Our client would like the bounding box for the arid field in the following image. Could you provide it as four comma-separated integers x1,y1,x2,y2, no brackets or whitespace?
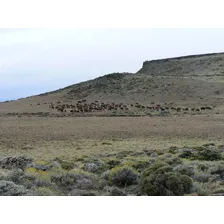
0,114,224,159
1,53,224,196
1,113,224,196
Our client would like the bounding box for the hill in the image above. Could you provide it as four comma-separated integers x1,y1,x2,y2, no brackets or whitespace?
1,52,224,115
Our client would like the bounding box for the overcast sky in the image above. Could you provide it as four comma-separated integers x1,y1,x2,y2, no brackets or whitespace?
1,28,224,101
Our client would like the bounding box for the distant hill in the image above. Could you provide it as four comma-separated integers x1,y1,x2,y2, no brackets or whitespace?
137,52,224,76
1,52,224,114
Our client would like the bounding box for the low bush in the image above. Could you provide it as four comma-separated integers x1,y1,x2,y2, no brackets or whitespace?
51,169,95,191
0,180,29,196
173,164,194,176
83,157,108,173
101,170,110,181
163,155,182,166
106,158,121,169
25,167,51,182
193,182,211,196
193,146,221,161
34,186,58,196
193,172,214,183
0,156,32,170
115,151,133,159
209,162,224,178
24,167,52,188
197,163,210,172
168,146,179,154
75,177,96,190
51,172,76,188
7,169,24,184
178,148,194,159
84,163,99,173
194,161,224,181
29,160,53,171
212,187,224,194
55,159,75,170
139,161,193,196
121,158,151,172
68,189,97,196
104,186,127,196
0,169,11,181
108,165,139,187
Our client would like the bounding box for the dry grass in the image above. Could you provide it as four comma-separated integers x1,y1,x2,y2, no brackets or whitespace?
0,115,224,160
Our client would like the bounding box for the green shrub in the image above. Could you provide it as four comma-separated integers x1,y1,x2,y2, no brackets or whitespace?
121,158,151,172
168,146,178,154
212,187,224,195
69,189,97,196
58,160,75,170
104,186,127,196
51,173,76,188
197,163,209,172
0,169,11,181
165,172,192,195
101,170,110,181
84,162,107,173
24,167,51,181
7,169,24,184
84,163,99,173
173,164,194,176
108,165,139,187
51,169,95,191
193,172,214,183
193,146,221,161
115,151,133,159
163,155,182,166
34,186,58,196
139,161,193,196
0,156,32,170
193,182,211,196
23,167,52,188
221,152,224,160
75,177,96,190
209,162,224,178
106,158,121,169
0,180,29,196
83,157,108,173
194,161,224,181
178,148,194,159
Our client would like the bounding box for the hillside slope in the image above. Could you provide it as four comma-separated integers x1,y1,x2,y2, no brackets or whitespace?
137,52,224,76
1,52,224,114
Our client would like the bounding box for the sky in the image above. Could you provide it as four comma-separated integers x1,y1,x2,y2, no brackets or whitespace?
1,28,224,101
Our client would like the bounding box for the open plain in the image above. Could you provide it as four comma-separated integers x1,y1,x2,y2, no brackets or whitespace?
0,115,224,160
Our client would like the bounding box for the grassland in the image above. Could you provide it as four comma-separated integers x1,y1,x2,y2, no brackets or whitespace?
1,52,224,195
0,115,224,159
0,114,224,196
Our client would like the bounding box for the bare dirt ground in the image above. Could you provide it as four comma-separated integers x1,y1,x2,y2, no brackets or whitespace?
0,115,224,160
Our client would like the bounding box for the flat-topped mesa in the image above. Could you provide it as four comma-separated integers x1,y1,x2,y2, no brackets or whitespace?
137,52,224,76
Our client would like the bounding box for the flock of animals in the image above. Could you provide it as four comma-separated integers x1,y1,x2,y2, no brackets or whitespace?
42,100,214,114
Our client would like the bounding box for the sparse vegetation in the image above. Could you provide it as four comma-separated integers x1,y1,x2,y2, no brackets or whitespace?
0,180,29,196
0,143,224,195
108,165,139,187
1,53,224,197
139,161,193,196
